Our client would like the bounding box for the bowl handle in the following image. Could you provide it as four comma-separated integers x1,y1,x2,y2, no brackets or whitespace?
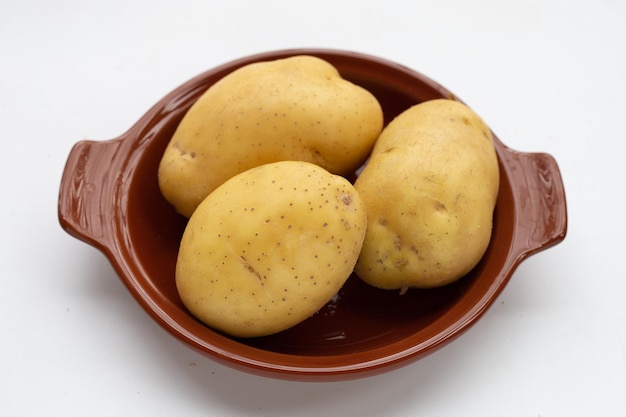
501,148,568,260
58,138,124,251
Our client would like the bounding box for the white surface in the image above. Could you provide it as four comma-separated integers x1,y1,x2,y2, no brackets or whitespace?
1,0,625,416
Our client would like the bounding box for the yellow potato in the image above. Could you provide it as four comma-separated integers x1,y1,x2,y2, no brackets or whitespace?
159,55,383,217
354,99,499,289
175,161,367,337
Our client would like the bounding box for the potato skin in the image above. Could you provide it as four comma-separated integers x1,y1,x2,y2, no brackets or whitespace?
175,161,367,338
159,55,383,217
354,99,499,289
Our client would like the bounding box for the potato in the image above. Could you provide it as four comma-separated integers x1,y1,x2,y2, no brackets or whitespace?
175,161,367,338
354,99,499,289
159,55,383,217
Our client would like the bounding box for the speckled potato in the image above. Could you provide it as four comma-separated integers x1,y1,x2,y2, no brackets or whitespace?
175,161,367,338
354,99,500,290
159,55,383,217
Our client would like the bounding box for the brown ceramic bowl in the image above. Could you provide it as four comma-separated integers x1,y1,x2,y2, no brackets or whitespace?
58,49,567,381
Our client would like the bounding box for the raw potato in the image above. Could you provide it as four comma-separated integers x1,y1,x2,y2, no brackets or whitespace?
159,55,383,217
354,99,500,289
175,161,367,338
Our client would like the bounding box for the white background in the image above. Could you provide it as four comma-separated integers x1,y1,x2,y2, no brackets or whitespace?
2,0,625,416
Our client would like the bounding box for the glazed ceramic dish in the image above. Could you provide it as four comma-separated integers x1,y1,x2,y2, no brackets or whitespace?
58,49,567,381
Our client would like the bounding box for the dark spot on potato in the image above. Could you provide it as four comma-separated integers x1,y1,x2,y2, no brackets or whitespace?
240,255,262,284
393,234,403,250
394,258,408,268
434,201,447,211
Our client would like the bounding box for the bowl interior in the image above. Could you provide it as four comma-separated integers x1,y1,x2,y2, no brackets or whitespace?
122,50,515,367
